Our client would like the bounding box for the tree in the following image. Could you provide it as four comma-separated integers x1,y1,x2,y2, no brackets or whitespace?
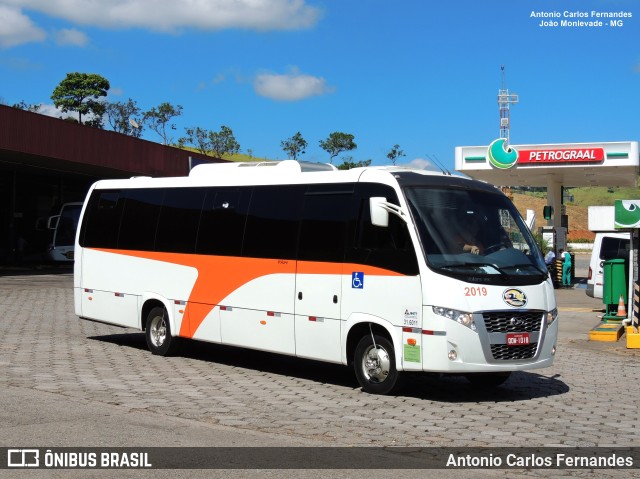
179,126,211,155
337,158,372,170
386,144,405,166
281,132,307,161
144,102,183,145
179,125,240,158
210,125,240,158
319,132,357,163
104,98,144,137
50,72,110,126
532,231,550,257
12,100,41,113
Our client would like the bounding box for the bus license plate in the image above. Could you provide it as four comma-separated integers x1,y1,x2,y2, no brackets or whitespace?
506,333,530,346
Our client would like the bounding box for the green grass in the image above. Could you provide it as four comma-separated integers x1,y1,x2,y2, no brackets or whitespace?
176,145,271,163
564,186,640,207
518,184,640,207
518,191,547,199
222,152,274,162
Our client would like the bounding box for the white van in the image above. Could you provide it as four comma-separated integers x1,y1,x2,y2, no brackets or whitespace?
586,231,631,299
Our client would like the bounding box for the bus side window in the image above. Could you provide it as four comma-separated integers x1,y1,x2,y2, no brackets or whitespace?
197,187,250,257
242,185,304,260
298,184,354,263
347,184,419,276
80,190,124,248
156,187,207,254
118,189,164,251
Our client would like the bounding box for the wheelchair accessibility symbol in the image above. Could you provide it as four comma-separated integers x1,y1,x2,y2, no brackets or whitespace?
352,272,364,289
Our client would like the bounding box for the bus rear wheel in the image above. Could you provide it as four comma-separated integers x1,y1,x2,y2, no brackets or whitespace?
145,306,177,356
354,334,402,395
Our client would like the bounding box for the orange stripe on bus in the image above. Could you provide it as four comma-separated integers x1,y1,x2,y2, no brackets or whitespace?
92,248,407,338
295,260,403,277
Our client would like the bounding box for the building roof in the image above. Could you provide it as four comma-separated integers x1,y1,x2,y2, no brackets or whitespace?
0,104,223,178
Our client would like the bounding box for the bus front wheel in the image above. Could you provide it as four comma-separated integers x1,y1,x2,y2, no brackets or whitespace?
145,306,177,356
354,334,402,395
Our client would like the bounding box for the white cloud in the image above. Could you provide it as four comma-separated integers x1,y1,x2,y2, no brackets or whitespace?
212,73,226,84
254,68,334,101
38,102,103,123
0,4,46,48
2,0,321,32
54,28,88,46
37,103,66,118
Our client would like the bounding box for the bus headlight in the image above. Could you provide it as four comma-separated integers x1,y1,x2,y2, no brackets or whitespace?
546,308,558,326
432,306,477,332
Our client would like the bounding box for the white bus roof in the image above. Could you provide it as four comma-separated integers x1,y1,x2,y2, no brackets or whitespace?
90,160,476,190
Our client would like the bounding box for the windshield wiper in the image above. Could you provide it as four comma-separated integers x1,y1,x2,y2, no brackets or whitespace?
439,262,508,276
507,263,548,276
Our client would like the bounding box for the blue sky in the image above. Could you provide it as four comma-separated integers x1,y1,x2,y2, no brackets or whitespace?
1,0,638,170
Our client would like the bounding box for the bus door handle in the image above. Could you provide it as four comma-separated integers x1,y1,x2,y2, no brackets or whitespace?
298,292,338,303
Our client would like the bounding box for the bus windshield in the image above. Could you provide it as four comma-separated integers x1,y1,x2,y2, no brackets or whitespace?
403,186,548,285
54,203,82,248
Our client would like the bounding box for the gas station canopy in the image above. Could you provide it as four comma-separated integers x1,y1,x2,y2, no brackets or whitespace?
455,141,639,188
455,141,639,232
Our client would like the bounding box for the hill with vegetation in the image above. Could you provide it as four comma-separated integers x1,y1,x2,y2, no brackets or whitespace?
512,185,640,241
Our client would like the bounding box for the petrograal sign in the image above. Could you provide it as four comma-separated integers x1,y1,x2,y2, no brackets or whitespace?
486,140,606,170
517,148,605,164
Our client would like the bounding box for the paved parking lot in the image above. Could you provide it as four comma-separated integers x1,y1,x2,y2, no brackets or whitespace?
1,263,638,477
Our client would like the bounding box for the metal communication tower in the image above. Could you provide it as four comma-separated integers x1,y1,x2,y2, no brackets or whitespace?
498,65,518,144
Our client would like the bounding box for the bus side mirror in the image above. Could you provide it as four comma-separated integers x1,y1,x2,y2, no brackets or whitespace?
370,197,389,227
47,215,60,230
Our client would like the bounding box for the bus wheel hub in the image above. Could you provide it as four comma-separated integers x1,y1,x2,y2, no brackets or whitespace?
364,347,390,382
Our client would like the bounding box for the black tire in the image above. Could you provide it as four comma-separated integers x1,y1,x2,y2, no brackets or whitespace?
465,372,511,388
354,334,403,395
145,306,177,356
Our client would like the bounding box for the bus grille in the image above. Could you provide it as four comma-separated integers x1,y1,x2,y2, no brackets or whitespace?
491,343,538,361
482,311,543,333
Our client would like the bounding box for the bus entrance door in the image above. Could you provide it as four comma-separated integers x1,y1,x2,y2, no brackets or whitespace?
294,262,342,362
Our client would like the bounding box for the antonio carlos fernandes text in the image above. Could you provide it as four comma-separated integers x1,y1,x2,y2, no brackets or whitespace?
446,453,634,468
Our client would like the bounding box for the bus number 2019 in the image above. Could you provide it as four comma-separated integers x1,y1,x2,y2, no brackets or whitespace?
464,286,488,297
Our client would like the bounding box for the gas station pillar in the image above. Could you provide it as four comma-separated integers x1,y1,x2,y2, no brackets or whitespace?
546,177,563,228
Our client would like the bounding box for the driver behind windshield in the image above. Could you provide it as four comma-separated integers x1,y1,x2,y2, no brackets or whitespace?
453,209,513,256
453,212,484,255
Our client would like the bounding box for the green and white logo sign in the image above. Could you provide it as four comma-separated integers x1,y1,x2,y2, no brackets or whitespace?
614,200,640,229
488,138,519,169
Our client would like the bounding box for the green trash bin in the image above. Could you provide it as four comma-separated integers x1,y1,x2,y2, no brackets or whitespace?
603,258,628,321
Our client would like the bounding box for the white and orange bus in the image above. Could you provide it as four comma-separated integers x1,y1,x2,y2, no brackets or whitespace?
74,161,557,394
